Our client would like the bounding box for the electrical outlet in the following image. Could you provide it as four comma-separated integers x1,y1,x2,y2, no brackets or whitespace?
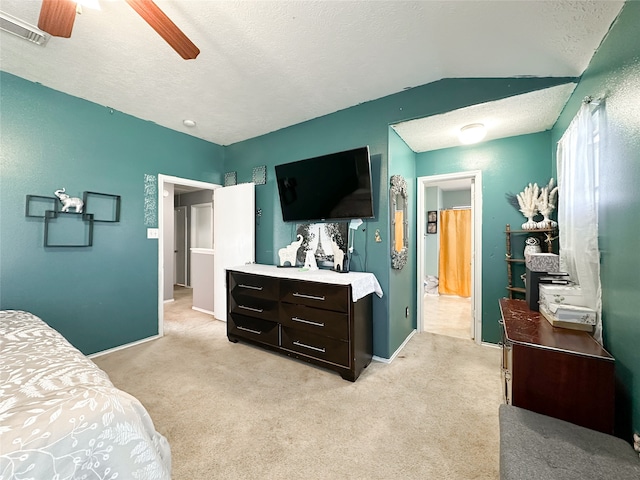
633,433,640,453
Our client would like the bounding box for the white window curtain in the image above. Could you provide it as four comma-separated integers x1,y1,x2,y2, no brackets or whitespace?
556,101,603,342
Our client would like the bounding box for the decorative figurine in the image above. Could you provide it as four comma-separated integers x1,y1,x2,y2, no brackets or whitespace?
54,188,84,213
278,234,303,267
330,237,345,272
524,237,542,260
303,249,318,270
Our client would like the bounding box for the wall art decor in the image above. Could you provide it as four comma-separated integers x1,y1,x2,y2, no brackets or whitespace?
143,173,157,227
252,165,266,185
295,222,348,271
224,171,237,187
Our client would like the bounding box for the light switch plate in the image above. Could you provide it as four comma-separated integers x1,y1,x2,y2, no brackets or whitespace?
147,228,159,239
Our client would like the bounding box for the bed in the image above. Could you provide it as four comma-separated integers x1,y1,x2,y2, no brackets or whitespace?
0,310,171,479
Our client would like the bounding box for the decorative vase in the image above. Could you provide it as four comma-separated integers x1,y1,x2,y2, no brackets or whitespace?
524,237,542,260
522,217,537,230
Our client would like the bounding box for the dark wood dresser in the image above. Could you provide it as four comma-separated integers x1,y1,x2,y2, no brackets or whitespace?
227,265,379,381
499,298,615,434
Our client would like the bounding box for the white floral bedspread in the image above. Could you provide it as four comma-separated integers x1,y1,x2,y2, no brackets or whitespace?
0,310,171,480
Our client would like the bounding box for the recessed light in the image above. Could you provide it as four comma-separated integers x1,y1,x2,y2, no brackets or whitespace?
459,123,486,145
183,119,196,128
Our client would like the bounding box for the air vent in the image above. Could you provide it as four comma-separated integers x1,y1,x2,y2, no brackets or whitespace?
0,11,49,46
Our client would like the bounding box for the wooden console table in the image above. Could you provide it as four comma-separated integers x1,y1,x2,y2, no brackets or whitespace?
499,298,615,434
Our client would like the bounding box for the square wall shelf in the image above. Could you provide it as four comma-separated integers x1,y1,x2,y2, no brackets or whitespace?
25,195,57,218
44,211,94,247
83,191,121,222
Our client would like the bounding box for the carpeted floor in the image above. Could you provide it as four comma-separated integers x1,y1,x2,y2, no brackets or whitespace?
93,289,502,479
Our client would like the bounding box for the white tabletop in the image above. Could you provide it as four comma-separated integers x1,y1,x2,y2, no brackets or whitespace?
228,264,383,302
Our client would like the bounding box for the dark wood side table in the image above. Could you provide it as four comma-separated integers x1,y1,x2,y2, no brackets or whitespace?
499,298,615,434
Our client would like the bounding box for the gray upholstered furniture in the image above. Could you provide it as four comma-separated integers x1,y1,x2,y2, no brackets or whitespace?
499,404,639,480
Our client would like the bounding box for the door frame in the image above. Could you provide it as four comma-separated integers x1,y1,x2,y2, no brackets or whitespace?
416,171,483,344
158,174,220,337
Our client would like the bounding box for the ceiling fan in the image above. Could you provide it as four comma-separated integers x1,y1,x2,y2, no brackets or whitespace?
37,0,199,59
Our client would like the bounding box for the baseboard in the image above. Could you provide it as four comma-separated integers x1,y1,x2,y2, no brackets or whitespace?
163,298,174,304
372,329,417,364
192,306,214,316
88,335,161,358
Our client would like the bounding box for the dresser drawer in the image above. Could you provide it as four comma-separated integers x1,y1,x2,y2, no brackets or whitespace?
229,296,279,322
280,279,349,313
229,271,278,300
281,327,349,367
228,313,279,347
280,303,349,341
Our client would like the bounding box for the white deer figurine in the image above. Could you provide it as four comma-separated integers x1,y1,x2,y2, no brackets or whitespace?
278,234,303,266
54,188,84,213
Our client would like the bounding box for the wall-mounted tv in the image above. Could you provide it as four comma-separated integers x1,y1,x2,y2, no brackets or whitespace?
275,146,375,222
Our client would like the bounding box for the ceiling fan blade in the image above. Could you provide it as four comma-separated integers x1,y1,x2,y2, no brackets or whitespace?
125,0,200,60
38,0,77,38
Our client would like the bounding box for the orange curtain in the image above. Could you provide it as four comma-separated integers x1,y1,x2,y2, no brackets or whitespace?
438,209,471,297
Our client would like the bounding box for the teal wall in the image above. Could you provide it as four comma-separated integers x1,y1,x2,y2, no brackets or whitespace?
0,72,225,355
225,77,574,358
416,132,553,343
551,1,640,437
388,128,417,352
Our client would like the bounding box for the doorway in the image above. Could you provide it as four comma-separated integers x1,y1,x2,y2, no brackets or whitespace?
158,175,220,337
416,171,483,344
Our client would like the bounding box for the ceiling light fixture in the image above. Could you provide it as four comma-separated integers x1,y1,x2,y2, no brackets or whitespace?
458,123,486,145
183,119,196,128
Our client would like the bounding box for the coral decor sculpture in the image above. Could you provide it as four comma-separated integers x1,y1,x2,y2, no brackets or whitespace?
535,178,559,229
516,183,540,230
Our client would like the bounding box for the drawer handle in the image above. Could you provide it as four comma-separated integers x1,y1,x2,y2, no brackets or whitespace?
239,284,263,291
293,292,325,301
237,326,262,335
293,340,326,353
292,317,325,327
239,305,264,313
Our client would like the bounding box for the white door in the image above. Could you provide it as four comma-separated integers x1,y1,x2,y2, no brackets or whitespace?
213,183,255,320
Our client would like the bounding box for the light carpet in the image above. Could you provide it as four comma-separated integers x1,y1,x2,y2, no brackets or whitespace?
94,308,502,479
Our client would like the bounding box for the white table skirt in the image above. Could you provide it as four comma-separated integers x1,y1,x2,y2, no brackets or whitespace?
228,264,383,302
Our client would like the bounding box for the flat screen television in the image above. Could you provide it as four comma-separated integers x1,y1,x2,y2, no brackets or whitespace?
275,146,374,222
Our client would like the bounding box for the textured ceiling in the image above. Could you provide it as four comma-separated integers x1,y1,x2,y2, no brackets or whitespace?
0,1,624,147
392,83,577,153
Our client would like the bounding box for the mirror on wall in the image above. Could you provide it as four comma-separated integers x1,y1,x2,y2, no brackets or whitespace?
390,175,408,270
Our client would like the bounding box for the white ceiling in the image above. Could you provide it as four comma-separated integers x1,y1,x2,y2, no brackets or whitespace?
0,1,624,147
392,83,577,153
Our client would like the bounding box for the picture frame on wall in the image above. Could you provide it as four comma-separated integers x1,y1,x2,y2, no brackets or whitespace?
427,210,437,223
427,221,437,234
295,222,348,269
